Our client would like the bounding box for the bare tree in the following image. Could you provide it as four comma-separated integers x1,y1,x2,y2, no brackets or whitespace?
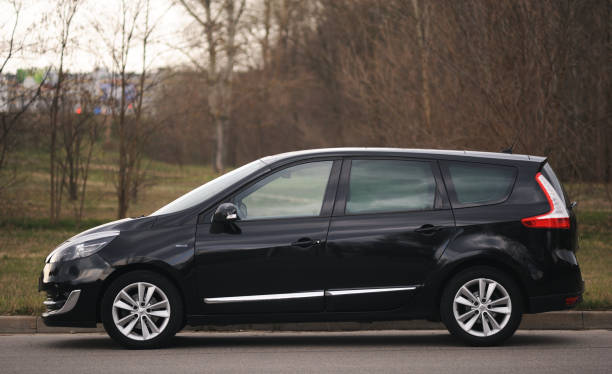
129,0,161,204
223,0,609,191
93,0,162,218
48,0,79,222
179,0,246,172
58,75,105,223
0,0,21,75
0,0,47,191
103,0,140,218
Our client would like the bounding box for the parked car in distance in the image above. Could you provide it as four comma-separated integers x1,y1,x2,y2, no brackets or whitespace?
40,148,583,348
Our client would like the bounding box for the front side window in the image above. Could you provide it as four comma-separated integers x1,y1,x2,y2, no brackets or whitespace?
346,159,436,214
446,162,517,206
151,159,266,216
233,161,333,220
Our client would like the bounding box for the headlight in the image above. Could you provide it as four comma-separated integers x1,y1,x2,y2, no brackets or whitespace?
46,230,119,263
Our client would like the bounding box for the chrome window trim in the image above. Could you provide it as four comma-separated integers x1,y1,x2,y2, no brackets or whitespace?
42,289,81,316
204,291,324,304
325,285,420,297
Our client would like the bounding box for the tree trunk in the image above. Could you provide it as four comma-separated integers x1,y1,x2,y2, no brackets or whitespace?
179,0,245,172
411,0,432,130
214,114,224,172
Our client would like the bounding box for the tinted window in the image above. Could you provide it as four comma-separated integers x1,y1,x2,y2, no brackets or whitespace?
346,160,436,214
447,162,516,205
234,161,332,220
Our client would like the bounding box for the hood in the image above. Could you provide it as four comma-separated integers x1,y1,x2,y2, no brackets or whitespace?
45,216,157,264
67,216,156,242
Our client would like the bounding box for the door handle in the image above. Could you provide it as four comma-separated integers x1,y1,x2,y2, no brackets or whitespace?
415,224,443,235
291,238,322,248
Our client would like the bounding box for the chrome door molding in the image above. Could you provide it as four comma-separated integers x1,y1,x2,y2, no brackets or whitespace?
203,285,421,304
325,285,420,297
204,291,324,304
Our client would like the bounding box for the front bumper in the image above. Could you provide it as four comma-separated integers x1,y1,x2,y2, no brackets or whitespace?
39,254,111,327
42,289,81,317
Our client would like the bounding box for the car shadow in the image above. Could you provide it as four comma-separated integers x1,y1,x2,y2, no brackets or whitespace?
46,330,575,351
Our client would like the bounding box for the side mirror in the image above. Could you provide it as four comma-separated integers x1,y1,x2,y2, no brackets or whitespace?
213,203,239,223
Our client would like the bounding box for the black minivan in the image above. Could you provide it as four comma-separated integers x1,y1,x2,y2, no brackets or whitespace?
40,148,583,348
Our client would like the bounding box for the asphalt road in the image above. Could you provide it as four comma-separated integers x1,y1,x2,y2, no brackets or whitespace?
1,330,611,373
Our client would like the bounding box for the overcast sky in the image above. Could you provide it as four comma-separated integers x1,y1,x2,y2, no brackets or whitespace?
0,0,214,73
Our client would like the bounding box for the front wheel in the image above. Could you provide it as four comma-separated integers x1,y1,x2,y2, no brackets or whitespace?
101,271,183,349
440,266,523,346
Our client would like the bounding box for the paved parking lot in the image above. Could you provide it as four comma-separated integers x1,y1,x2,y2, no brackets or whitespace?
1,330,611,373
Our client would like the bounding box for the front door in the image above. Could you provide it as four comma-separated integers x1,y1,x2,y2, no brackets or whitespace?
195,160,340,314
323,158,456,312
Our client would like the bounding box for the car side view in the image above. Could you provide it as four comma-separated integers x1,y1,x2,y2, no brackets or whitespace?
39,148,584,348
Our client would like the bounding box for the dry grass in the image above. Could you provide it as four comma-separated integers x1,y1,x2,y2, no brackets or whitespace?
0,227,79,314
1,148,218,220
576,210,612,309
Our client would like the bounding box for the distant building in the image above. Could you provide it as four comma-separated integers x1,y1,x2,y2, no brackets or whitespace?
0,67,161,116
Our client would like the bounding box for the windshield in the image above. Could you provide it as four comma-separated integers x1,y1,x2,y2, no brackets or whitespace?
151,159,267,216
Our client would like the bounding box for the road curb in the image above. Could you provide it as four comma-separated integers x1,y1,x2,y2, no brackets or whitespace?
0,316,37,334
1,311,611,334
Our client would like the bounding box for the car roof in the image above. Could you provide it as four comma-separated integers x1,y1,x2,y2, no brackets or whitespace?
260,147,546,167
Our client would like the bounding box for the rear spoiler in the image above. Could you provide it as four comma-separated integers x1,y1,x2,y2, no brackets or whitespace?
535,157,548,171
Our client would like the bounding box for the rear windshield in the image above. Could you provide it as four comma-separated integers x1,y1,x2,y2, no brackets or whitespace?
542,163,569,206
445,162,517,206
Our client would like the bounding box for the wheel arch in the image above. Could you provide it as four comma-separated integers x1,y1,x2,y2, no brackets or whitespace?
430,257,531,320
96,263,187,323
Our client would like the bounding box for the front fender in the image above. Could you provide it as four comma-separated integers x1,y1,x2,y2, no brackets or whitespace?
97,223,198,315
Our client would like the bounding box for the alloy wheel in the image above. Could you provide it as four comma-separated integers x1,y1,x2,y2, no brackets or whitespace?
111,282,171,341
452,278,512,337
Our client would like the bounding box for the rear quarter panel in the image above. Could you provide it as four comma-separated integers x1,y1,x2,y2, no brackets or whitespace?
424,162,581,316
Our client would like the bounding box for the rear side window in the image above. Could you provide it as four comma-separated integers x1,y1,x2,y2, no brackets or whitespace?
346,159,436,214
445,162,516,206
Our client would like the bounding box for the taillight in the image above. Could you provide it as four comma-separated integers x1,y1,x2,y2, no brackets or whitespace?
521,172,570,229
565,296,579,306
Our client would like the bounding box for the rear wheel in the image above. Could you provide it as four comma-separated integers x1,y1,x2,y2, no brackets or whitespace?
440,266,523,346
101,271,183,349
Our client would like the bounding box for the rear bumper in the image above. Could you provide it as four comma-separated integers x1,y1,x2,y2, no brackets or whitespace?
526,244,584,313
528,280,584,313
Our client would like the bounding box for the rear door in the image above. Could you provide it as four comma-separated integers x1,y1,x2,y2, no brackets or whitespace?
323,158,456,312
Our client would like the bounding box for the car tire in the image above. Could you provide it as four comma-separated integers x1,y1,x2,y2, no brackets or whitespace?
440,266,523,346
101,270,183,349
